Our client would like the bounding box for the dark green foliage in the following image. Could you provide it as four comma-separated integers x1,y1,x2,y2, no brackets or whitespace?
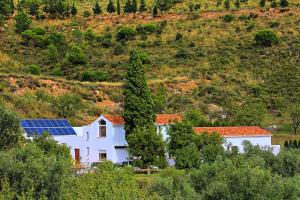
80,71,108,82
28,0,40,16
255,29,278,47
113,43,126,55
107,0,116,13
175,49,190,59
70,2,77,16
47,44,59,62
116,26,137,41
84,29,96,42
132,0,137,12
271,0,277,8
116,0,121,15
139,0,147,12
259,0,266,8
123,50,155,135
152,5,158,17
216,0,222,7
0,0,14,16
224,0,230,10
21,29,47,47
123,0,132,13
96,33,113,47
83,10,91,17
222,14,235,22
290,105,300,134
53,93,83,117
284,140,289,148
67,45,86,64
175,144,200,169
279,0,288,7
93,1,102,15
136,24,159,35
184,109,210,127
26,64,41,75
234,0,240,9
15,11,32,33
175,32,182,41
156,0,173,12
0,106,23,151
43,0,67,17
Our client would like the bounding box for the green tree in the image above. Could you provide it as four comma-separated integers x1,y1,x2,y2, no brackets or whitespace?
234,0,240,9
123,50,156,135
93,1,102,15
290,104,300,134
255,29,278,47
185,109,210,127
0,0,14,17
156,0,173,12
53,93,83,117
259,0,265,8
43,0,67,16
279,0,288,7
152,5,158,17
224,0,230,10
106,0,116,13
46,44,59,63
139,0,146,12
132,0,137,12
116,0,121,15
175,144,201,169
70,1,77,16
123,0,132,13
67,45,86,64
0,106,23,151
15,11,32,33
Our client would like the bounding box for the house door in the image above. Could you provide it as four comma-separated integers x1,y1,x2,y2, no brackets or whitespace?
75,148,80,163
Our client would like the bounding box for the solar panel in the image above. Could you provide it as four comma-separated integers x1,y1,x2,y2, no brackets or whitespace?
20,119,77,137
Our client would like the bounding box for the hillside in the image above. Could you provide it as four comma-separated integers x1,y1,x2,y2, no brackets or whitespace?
0,0,299,135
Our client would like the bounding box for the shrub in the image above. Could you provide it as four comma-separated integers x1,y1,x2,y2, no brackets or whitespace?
67,46,86,64
80,71,108,82
83,10,91,18
222,14,235,22
270,21,280,28
116,27,137,41
15,11,32,33
26,64,41,75
175,32,183,41
113,43,126,55
136,24,159,35
96,33,113,47
255,29,278,47
175,49,190,59
21,29,47,47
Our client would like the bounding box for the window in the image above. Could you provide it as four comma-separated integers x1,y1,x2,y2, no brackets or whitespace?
99,151,107,161
86,132,89,141
99,120,106,137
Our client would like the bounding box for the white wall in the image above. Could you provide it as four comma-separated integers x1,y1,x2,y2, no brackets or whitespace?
224,136,272,152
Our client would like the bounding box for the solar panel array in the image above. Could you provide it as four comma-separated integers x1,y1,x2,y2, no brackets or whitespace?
21,119,77,137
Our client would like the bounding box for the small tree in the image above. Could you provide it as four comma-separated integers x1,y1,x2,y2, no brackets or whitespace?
224,0,230,10
271,0,277,8
15,11,32,33
255,29,278,47
259,0,265,8
93,1,102,15
123,0,132,13
83,10,91,18
67,45,86,65
290,105,300,134
152,5,158,17
107,0,116,13
279,0,288,7
234,0,240,9
132,0,137,13
0,106,23,151
216,0,222,7
174,145,200,169
139,0,147,12
0,0,14,17
70,2,77,16
117,0,121,15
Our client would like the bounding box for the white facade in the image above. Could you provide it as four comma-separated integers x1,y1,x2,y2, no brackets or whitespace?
48,116,280,165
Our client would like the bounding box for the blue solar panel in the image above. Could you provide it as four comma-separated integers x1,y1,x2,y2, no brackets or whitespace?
20,119,77,137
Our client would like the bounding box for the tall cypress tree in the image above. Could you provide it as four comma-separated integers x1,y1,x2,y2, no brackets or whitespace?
123,50,156,136
70,2,77,16
132,0,137,13
93,1,102,15
117,0,121,15
139,0,146,12
107,0,116,13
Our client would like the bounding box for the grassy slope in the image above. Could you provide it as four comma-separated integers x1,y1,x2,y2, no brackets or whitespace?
0,1,300,138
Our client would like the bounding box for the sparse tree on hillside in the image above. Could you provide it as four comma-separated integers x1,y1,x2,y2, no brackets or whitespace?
93,1,102,15
70,2,77,16
107,0,116,13
234,0,240,9
117,0,121,15
123,0,132,13
259,0,265,8
290,105,300,134
139,0,147,12
152,5,158,17
132,0,137,13
0,106,23,151
15,11,32,33
279,0,288,7
224,0,230,10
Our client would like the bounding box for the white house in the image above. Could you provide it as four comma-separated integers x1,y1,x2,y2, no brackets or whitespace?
21,114,280,166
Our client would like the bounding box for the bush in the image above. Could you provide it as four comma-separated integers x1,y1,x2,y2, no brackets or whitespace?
67,46,86,64
83,10,91,18
222,14,235,22
136,24,159,35
96,34,113,48
175,49,190,59
116,27,137,41
21,29,48,47
80,71,108,82
255,29,278,47
113,43,126,55
175,32,183,41
15,11,32,33
26,64,41,75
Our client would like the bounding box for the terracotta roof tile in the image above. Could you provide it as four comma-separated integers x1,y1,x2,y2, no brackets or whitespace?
193,126,272,137
103,114,182,125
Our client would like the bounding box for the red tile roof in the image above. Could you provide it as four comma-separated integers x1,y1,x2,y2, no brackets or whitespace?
193,126,272,137
103,114,182,125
